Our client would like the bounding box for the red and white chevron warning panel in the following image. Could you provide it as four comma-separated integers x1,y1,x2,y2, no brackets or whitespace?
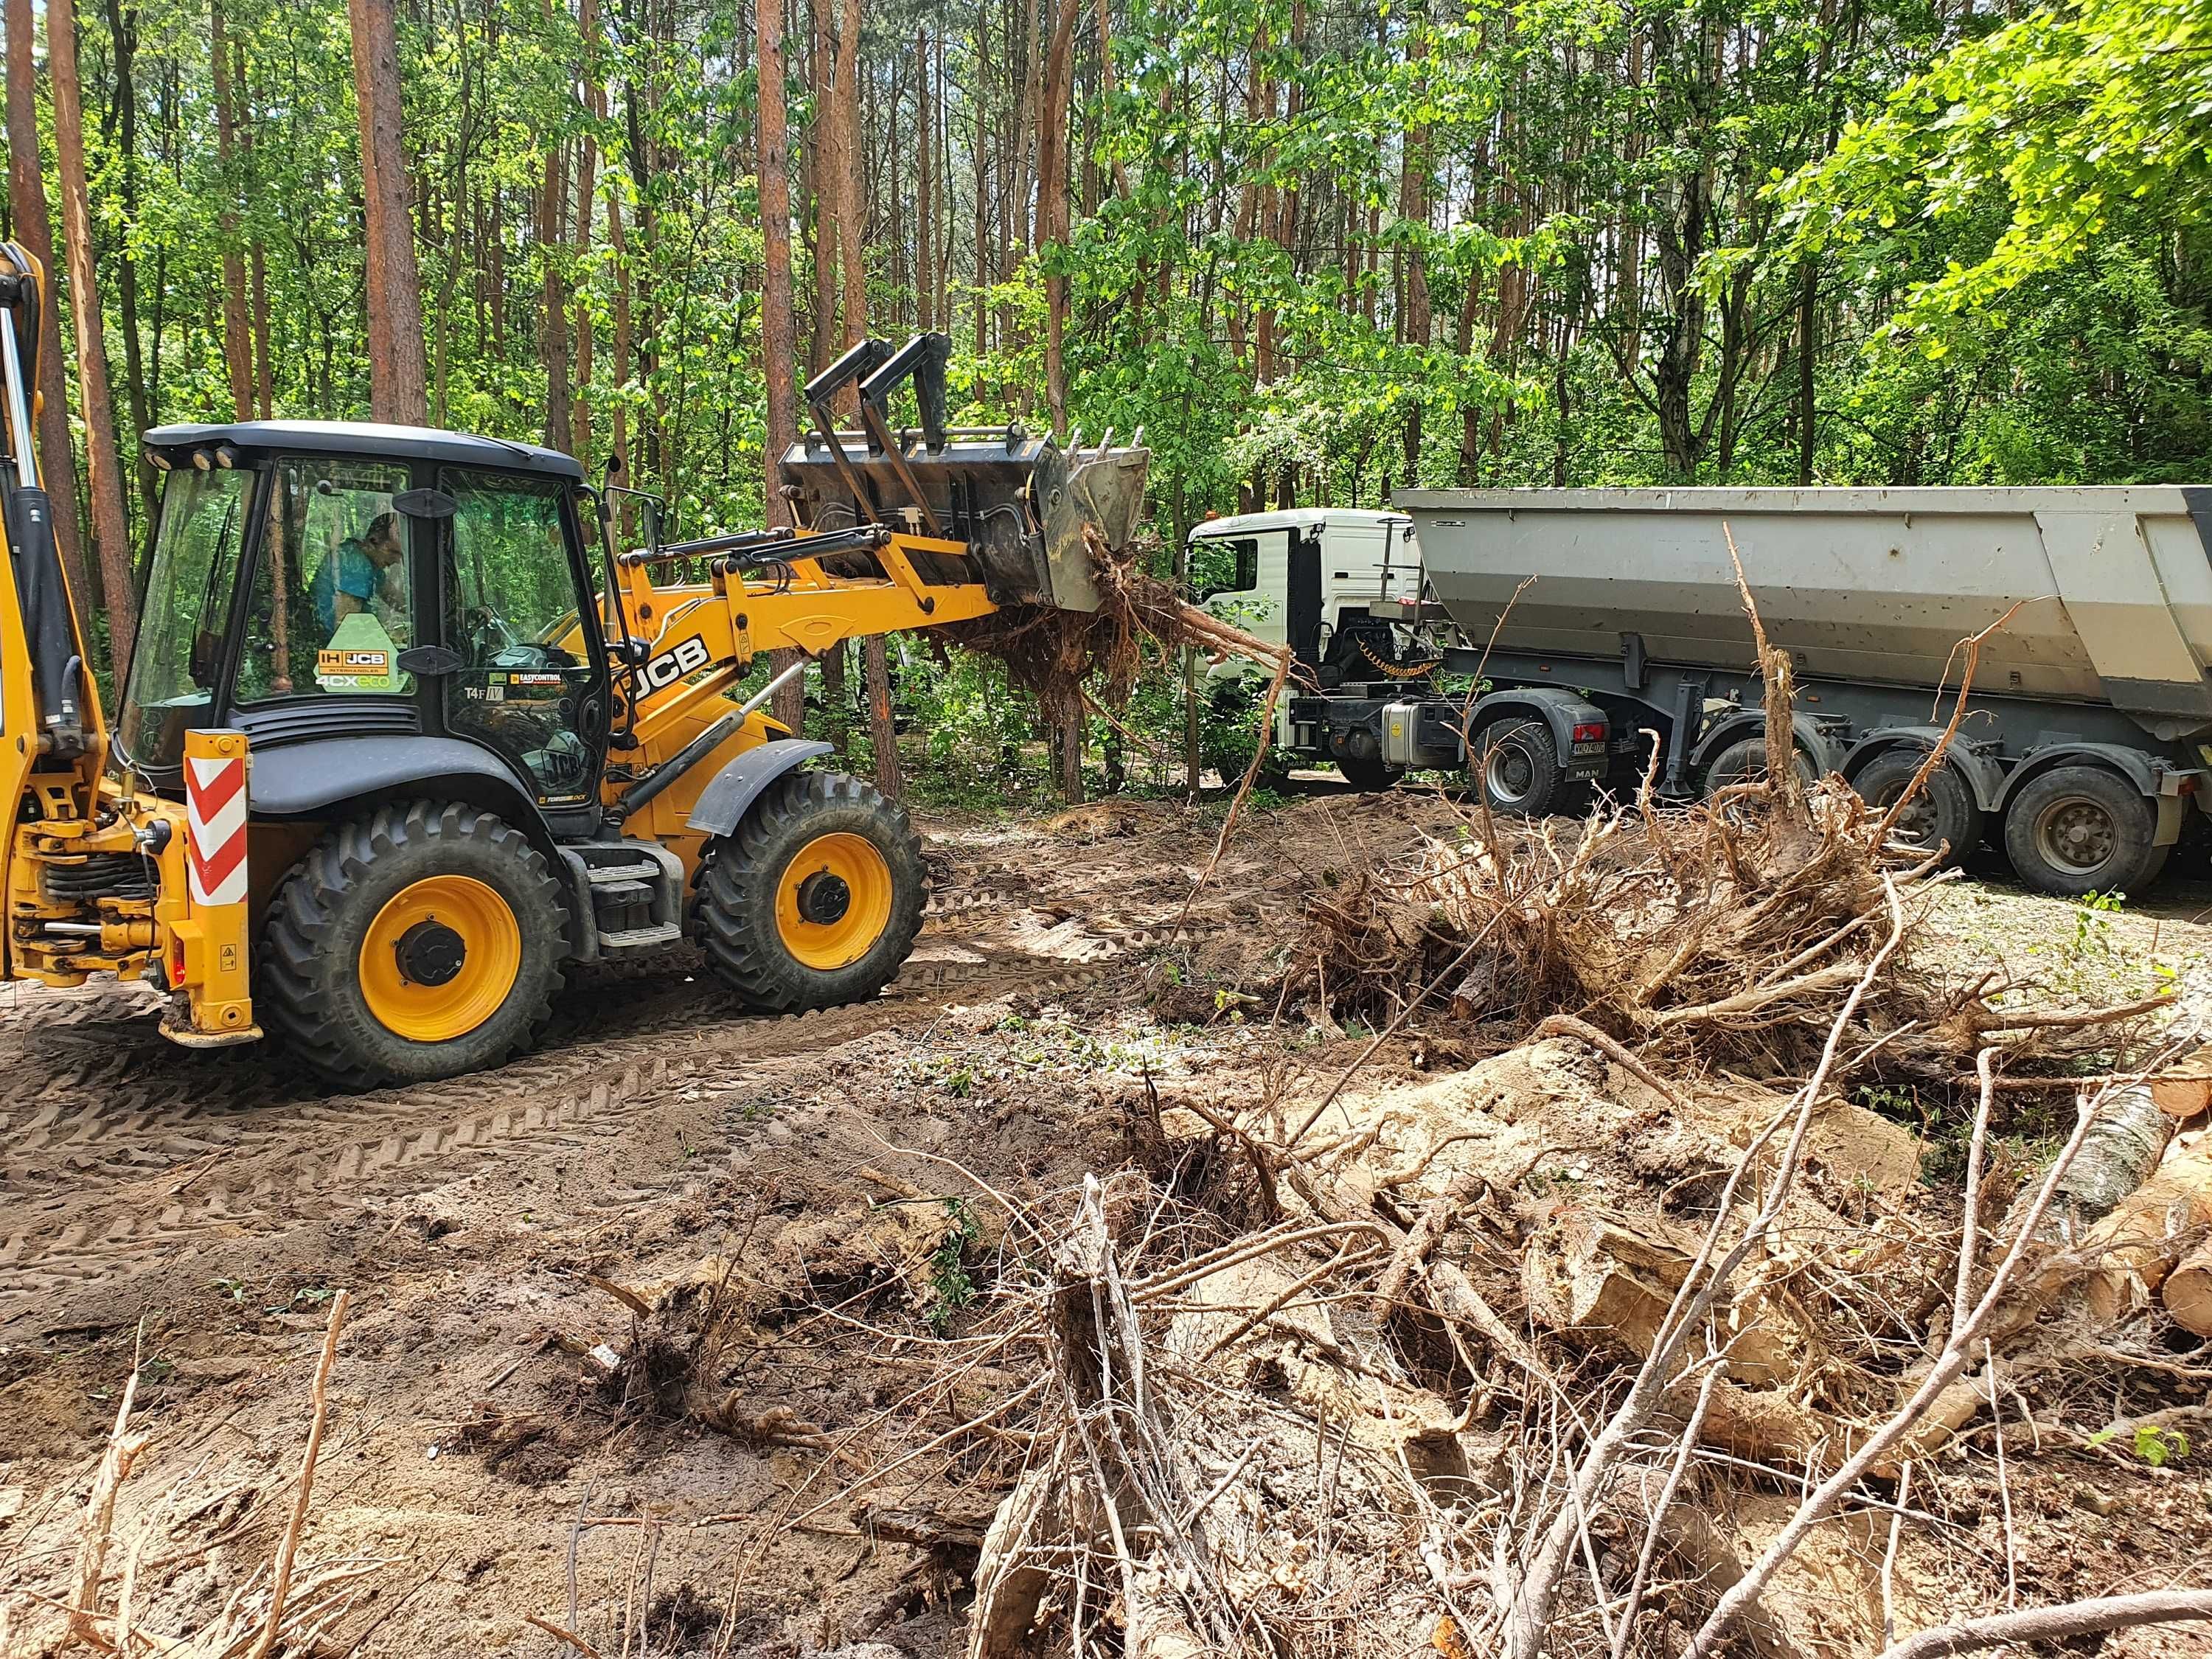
186,751,248,907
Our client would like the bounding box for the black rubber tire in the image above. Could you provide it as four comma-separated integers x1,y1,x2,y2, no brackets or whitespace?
1703,736,1818,795
1853,749,1985,865
258,801,568,1091
1471,718,1565,816
1336,753,1404,792
693,769,927,1013
2003,766,2166,898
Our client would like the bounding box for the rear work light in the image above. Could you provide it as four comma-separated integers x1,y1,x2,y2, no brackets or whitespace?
1572,722,1606,743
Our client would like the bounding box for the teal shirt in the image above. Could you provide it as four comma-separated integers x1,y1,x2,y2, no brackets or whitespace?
310,540,378,634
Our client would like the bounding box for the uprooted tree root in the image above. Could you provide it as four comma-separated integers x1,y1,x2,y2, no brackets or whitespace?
1295,772,2157,1090
943,526,1290,712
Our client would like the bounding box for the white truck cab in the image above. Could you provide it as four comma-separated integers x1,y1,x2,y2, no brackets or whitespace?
1187,507,1416,667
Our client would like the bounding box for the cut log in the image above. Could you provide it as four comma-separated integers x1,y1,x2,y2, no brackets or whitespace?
2162,1238,2212,1337
1520,1209,1821,1388
2151,1043,2212,1119
2009,1085,2170,1245
2069,1138,2212,1326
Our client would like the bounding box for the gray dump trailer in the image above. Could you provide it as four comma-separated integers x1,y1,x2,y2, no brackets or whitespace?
1368,486,2212,896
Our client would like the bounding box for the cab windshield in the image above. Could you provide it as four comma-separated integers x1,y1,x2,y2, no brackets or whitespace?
117,467,253,771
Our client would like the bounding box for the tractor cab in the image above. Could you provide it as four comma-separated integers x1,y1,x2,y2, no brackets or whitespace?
126,424,616,838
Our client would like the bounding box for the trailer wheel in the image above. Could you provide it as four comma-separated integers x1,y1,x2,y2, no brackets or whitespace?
1336,754,1404,792
693,769,927,1012
257,802,568,1090
1703,737,1818,796
1472,719,1567,816
1852,750,1984,866
2003,766,2166,898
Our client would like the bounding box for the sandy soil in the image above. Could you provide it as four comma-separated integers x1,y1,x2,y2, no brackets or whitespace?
2,793,2209,1657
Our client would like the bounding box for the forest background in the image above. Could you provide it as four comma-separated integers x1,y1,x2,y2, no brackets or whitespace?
2,0,2208,799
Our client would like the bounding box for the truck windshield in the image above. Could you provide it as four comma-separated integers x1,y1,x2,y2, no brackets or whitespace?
117,467,253,772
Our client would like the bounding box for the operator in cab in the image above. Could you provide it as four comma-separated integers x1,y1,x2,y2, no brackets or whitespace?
310,510,407,635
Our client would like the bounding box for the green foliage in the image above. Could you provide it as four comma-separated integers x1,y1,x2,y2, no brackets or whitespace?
1786,0,2212,338
2088,1422,2193,1467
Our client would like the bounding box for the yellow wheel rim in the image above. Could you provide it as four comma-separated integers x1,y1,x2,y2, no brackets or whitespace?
775,832,894,970
358,874,523,1042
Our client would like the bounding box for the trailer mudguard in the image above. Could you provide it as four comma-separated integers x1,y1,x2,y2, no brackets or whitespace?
1687,711,1844,778
1842,727,2007,813
1997,742,2202,844
686,740,835,837
1470,689,1608,776
247,736,556,852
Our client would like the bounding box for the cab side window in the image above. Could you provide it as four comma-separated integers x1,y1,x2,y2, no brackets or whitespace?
1193,536,1261,600
441,469,598,803
236,458,415,700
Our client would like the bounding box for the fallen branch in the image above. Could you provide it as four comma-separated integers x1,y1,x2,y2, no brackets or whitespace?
1874,1587,2212,1659
246,1287,352,1659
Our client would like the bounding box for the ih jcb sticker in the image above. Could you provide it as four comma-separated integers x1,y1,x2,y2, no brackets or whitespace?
316,647,391,676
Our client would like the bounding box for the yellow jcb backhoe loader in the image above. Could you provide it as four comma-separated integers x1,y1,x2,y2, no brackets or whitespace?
0,246,1147,1087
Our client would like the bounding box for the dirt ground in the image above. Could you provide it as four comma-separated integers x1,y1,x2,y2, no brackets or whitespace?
4,790,2211,1657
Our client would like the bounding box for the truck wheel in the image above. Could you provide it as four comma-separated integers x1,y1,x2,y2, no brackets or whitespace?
1703,737,1818,795
1336,754,1404,792
1472,719,1565,816
2003,766,2166,897
1853,750,1984,865
694,769,927,1012
258,802,568,1090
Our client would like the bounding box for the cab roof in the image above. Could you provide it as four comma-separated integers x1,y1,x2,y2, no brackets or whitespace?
142,419,586,482
1187,507,1409,540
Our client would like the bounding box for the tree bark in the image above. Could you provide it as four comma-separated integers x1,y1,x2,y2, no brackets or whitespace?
833,0,867,380
538,137,572,453
605,181,633,538
572,0,602,463
2,0,90,605
100,0,157,529
759,0,807,736
806,0,838,375
210,1,253,420
348,0,429,424
914,27,932,333
1037,0,1079,432
864,633,901,796
46,0,134,675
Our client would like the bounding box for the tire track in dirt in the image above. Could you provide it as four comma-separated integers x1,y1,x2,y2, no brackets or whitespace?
0,898,1196,1330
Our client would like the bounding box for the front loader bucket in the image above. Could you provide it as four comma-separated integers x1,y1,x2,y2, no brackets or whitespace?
778,333,1150,615
781,432,1150,614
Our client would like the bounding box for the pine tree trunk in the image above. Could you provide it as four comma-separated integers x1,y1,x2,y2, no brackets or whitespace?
864,634,901,796
834,0,867,374
914,27,932,333
250,243,274,417
3,0,90,605
100,0,157,530
1037,0,1079,432
606,183,633,540
210,1,253,420
807,0,838,376
46,0,135,676
760,0,807,737
573,0,602,464
538,139,572,454
348,0,429,423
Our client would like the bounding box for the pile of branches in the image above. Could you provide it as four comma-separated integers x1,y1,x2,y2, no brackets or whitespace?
1298,762,2157,1088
